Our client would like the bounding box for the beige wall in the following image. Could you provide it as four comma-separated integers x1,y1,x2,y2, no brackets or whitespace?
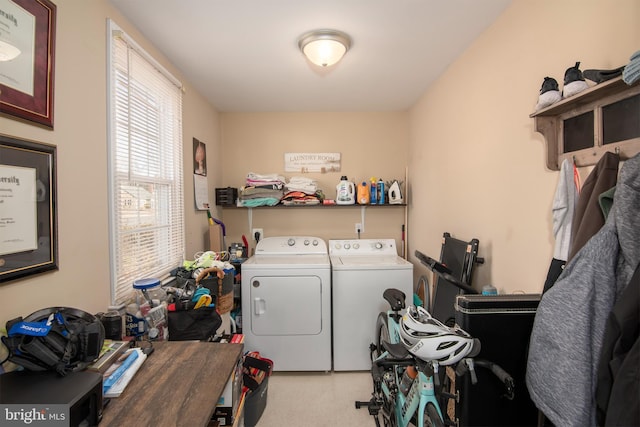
218,112,409,252
1,0,637,331
408,0,639,294
0,0,220,326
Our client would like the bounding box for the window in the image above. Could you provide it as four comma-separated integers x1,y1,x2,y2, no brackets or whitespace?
107,20,184,304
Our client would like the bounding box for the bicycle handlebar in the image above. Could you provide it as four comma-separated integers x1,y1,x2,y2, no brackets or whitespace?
414,250,479,294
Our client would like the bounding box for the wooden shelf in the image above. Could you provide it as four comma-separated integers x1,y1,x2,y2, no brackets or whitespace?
221,203,406,209
531,76,640,171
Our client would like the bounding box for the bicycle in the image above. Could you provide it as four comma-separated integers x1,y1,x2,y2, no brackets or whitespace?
356,287,515,427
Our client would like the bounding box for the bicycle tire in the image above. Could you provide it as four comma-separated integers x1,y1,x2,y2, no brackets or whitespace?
424,402,445,427
373,313,398,427
374,312,390,360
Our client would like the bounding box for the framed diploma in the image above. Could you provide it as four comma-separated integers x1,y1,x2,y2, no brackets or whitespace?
0,134,57,283
0,0,56,128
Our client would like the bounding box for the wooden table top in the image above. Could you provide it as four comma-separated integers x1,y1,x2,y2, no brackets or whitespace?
100,341,243,427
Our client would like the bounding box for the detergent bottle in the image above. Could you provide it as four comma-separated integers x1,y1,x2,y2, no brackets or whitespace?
357,181,370,204
336,176,355,205
370,177,378,204
377,179,385,204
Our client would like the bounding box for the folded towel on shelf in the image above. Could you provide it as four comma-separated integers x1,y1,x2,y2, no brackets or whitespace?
285,176,318,194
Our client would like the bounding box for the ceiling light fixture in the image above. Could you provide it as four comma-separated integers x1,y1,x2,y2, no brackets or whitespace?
0,39,21,62
298,29,351,67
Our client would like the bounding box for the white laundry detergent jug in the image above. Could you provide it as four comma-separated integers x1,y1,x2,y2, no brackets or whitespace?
336,176,355,205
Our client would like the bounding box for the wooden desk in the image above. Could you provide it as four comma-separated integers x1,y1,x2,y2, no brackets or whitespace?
100,341,243,427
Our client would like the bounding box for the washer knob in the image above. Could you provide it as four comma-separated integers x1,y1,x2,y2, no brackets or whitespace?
304,239,310,246
335,243,342,249
288,238,295,246
353,243,360,249
375,242,383,249
312,240,319,246
344,243,351,250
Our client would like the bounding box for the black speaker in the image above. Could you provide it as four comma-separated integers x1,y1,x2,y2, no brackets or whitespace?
454,294,541,427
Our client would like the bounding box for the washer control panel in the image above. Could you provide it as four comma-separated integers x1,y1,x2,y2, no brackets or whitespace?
255,236,327,255
329,239,398,256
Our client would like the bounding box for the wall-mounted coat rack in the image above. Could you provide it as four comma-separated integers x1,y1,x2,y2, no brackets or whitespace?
531,77,640,171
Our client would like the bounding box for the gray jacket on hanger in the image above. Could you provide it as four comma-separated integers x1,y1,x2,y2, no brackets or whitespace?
526,152,640,427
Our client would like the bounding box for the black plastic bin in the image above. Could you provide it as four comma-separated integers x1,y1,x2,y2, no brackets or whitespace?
243,354,273,427
454,293,541,427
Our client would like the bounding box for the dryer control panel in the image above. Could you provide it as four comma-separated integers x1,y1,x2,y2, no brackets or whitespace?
329,239,398,256
255,236,327,255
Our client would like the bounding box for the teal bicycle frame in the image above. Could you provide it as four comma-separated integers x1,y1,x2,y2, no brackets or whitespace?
374,346,444,426
357,287,514,427
368,304,447,427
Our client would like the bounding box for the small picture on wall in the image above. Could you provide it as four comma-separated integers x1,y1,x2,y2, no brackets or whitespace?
193,137,206,176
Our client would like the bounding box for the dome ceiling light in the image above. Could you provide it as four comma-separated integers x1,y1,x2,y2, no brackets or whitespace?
298,29,352,67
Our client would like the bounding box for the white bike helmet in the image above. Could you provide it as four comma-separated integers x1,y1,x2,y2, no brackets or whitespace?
399,305,475,366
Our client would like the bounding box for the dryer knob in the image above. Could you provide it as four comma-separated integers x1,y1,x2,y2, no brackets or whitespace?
304,239,310,246
288,238,295,246
344,243,351,250
375,242,383,249
335,243,342,249
312,240,319,246
353,243,360,249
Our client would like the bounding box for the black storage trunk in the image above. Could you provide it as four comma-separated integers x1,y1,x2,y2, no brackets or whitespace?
454,294,541,427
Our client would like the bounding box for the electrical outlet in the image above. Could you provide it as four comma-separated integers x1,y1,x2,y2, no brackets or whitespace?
355,223,363,233
252,228,264,241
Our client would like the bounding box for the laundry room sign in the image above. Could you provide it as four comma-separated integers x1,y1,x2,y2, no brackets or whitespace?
284,153,341,173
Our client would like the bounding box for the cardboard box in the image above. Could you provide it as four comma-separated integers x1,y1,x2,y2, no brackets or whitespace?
209,223,223,252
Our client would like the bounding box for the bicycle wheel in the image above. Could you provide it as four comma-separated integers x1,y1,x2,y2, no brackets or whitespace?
423,402,445,427
374,312,390,360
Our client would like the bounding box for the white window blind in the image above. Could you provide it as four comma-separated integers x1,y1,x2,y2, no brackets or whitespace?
107,21,184,304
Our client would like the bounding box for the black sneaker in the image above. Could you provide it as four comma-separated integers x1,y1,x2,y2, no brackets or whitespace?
540,77,559,94
564,62,585,85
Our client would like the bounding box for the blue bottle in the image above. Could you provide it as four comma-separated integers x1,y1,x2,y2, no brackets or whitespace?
370,178,377,204
378,179,385,204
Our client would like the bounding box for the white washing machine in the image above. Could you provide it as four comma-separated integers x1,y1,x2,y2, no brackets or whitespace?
330,239,414,371
241,236,331,371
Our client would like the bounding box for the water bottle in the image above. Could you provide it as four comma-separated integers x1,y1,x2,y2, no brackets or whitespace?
399,365,417,395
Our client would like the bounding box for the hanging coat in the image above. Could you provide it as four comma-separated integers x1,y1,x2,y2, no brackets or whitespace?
526,153,640,427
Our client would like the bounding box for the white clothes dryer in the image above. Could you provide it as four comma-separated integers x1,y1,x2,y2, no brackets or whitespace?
241,236,331,371
330,239,414,371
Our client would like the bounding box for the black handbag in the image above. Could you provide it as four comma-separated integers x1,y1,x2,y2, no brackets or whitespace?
167,306,222,341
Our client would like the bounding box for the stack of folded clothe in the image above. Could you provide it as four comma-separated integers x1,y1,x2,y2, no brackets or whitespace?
239,173,285,207
281,177,323,205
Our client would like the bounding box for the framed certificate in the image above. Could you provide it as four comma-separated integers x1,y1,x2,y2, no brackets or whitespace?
0,0,56,128
0,134,57,283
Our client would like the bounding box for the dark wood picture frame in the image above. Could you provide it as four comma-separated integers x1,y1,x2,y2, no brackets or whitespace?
0,0,56,129
0,134,58,283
